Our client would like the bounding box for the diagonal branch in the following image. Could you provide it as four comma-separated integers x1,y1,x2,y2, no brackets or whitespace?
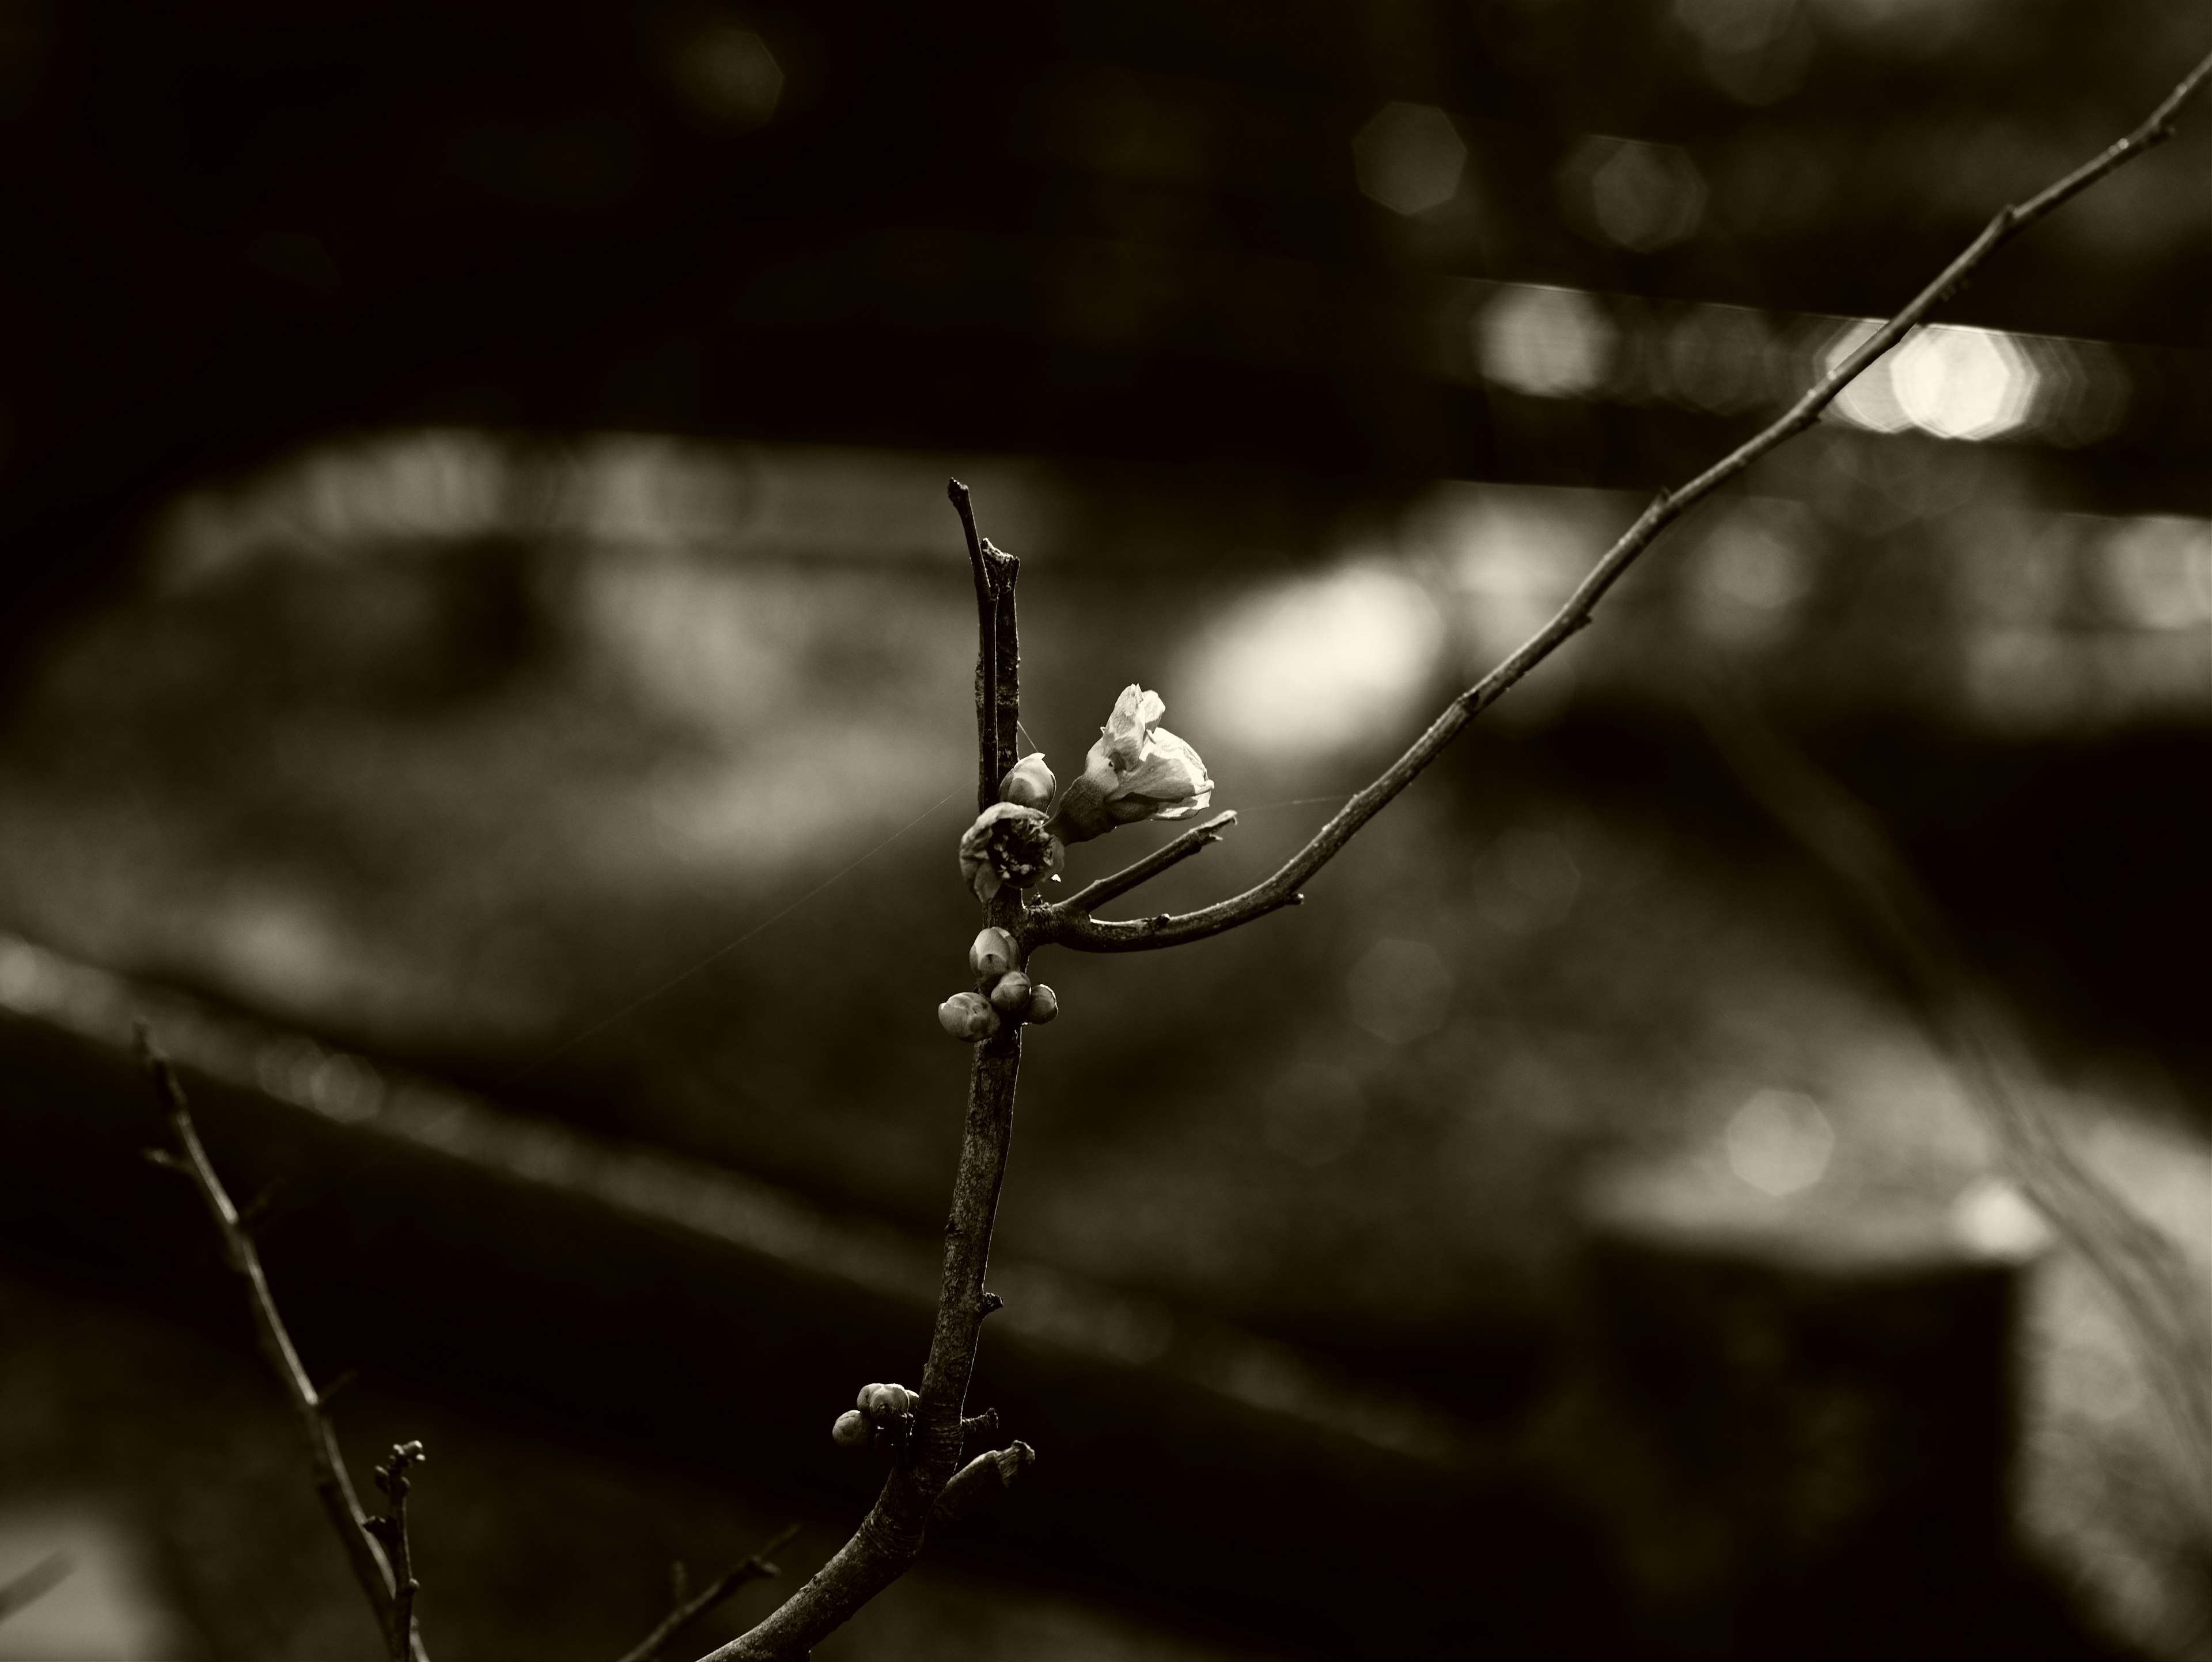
613,1524,797,1662
135,1024,429,1661
1036,37,2212,957
1048,811,1238,919
927,1443,1037,1531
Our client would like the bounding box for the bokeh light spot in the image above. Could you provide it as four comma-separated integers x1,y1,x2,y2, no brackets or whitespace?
1180,560,1444,762
1346,939,1455,1045
1827,321,2041,442
1351,102,1467,216
1478,285,1616,399
1724,1088,1835,1197
1568,138,1708,252
665,20,783,131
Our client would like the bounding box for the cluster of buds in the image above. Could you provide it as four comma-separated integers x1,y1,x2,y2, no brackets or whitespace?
832,1380,918,1449
938,927,1059,1041
954,686,1214,903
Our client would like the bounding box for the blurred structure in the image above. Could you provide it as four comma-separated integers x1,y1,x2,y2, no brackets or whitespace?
2,1,2210,1657
2,0,2209,658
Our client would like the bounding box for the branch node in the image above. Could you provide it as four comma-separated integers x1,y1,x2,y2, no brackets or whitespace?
979,1290,1004,1317
960,1408,1000,1444
614,1524,798,1662
314,1367,360,1410
993,1441,1037,1486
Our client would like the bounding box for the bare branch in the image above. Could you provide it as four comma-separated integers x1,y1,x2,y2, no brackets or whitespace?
1036,40,2212,957
367,1442,426,1661
949,478,999,815
134,1024,428,1661
957,1408,999,1445
1046,811,1238,919
701,495,1037,1662
614,1524,797,1662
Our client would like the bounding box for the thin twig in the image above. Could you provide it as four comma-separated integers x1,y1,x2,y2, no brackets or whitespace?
368,1442,426,1661
928,1443,1037,1531
1691,680,2212,1524
134,1024,427,1661
613,1524,797,1662
957,1408,999,1445
699,495,1036,1662
1052,811,1238,917
1032,40,2212,957
949,479,999,813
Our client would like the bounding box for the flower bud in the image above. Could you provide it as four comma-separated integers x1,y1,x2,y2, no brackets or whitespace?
938,992,999,1042
998,753,1056,811
1027,984,1059,1025
1046,685,1213,845
868,1382,914,1418
832,1409,870,1448
988,971,1032,1014
968,927,1016,979
958,804,1060,901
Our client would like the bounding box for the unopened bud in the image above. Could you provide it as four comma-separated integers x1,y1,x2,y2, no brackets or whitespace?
999,754,1056,811
862,1381,915,1419
938,992,999,1042
1027,985,1059,1025
988,971,1032,1014
832,1409,869,1448
969,927,1016,978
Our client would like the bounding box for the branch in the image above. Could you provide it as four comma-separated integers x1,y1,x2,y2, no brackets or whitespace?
134,1024,429,1661
700,495,1036,1662
927,1443,1037,1531
1048,811,1238,918
367,1443,426,1661
614,1524,797,1662
1035,39,2212,957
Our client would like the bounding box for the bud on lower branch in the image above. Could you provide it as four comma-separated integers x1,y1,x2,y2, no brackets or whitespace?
938,992,999,1042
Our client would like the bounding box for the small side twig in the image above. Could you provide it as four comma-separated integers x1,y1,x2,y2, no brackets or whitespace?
949,478,1000,813
367,1442,426,1661
928,1443,1037,1531
134,1023,427,1661
1049,811,1238,919
612,1523,797,1662
957,1408,999,1445
1033,38,2212,959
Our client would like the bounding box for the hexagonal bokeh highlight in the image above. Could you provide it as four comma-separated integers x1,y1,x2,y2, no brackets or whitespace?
1351,102,1467,217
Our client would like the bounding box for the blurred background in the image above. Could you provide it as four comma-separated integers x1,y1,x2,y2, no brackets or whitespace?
1,0,2210,1656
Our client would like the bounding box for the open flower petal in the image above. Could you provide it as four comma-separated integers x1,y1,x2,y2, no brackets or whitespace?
1050,685,1215,843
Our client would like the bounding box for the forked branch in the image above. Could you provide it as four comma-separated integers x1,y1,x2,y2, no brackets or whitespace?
1035,39,2212,958
1050,810,1239,918
135,1024,429,1662
613,1524,798,1662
